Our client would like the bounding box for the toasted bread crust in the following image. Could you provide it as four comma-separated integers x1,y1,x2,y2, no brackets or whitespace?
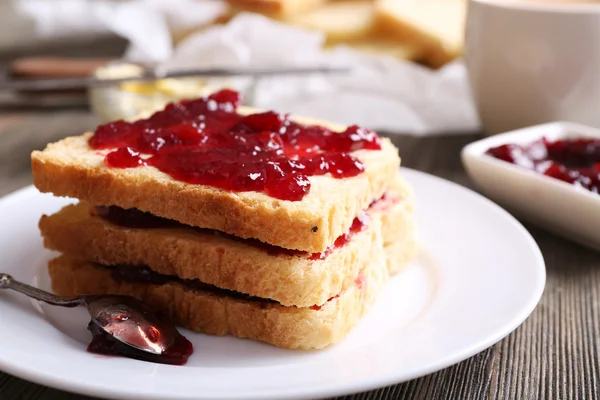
48,252,388,350
40,202,383,307
385,234,418,275
375,172,415,245
31,108,400,252
39,172,414,306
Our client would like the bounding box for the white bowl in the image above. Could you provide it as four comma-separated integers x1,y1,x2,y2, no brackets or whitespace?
461,121,600,252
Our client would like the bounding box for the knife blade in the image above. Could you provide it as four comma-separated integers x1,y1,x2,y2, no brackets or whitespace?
0,65,350,92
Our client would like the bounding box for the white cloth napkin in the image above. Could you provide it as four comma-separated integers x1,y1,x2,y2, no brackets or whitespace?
13,0,480,135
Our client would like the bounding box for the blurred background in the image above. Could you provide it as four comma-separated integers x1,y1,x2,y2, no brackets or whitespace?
0,0,477,195
4,3,600,400
0,0,476,134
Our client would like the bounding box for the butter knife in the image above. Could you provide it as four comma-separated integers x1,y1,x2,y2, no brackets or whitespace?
1,65,350,92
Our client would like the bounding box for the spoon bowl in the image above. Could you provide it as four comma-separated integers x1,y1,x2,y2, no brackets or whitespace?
86,295,178,355
0,273,191,363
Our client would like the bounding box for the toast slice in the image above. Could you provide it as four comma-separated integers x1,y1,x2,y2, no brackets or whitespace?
31,106,400,253
218,1,424,62
378,175,414,246
39,172,415,306
40,203,384,307
286,0,423,62
48,249,388,350
374,0,467,68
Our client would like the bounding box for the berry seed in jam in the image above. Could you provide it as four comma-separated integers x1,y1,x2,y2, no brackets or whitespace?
486,137,600,193
88,90,382,201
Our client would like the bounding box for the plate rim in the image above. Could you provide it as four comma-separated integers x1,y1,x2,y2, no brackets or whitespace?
0,167,546,400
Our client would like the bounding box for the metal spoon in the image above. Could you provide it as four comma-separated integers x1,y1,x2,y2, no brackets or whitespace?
0,273,178,356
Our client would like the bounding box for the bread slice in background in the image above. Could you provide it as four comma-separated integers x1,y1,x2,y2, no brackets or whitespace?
48,247,388,349
225,0,328,18
175,0,465,67
288,1,375,44
31,108,400,253
221,0,425,62
374,0,467,68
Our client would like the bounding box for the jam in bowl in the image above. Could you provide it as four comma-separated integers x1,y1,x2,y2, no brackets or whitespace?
485,137,600,194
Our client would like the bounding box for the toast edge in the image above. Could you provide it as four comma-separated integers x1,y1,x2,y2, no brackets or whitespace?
31,136,399,253
48,253,388,350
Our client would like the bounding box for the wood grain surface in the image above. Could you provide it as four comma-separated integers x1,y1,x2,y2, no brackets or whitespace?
0,110,598,400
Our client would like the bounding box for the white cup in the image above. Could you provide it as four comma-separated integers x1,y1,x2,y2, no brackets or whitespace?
465,0,600,135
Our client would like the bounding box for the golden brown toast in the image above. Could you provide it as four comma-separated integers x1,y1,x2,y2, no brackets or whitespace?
31,107,400,253
40,203,383,308
48,248,389,350
377,172,414,245
38,171,415,306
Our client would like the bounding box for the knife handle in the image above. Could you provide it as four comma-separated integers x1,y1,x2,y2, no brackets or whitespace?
8,56,115,95
9,56,115,79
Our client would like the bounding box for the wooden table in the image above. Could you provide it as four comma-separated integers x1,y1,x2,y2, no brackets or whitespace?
0,108,599,400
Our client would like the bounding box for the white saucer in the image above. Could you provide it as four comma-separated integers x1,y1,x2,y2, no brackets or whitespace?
0,168,545,400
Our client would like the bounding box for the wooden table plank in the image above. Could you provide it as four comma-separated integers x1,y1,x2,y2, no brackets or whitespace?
0,111,599,400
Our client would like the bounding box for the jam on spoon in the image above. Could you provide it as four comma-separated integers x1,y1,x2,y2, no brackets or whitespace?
87,317,192,365
0,273,193,365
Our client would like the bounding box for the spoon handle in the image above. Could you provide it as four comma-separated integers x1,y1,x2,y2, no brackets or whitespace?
0,273,84,307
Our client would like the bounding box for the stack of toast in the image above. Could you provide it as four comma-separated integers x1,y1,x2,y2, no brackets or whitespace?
31,90,417,349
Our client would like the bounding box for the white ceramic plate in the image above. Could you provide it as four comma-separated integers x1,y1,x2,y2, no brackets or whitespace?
0,168,545,400
461,121,600,252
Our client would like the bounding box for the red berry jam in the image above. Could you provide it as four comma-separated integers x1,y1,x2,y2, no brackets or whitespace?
87,319,193,365
309,294,340,311
486,137,600,193
308,211,371,260
368,192,401,212
354,272,366,289
104,147,146,168
88,90,382,201
95,206,179,229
